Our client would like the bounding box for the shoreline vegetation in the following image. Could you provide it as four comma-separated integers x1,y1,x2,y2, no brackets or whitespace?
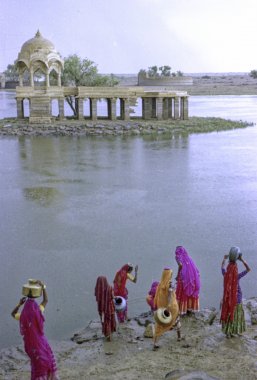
1,298,257,379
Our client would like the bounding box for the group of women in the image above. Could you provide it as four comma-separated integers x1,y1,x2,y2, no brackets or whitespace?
11,245,250,378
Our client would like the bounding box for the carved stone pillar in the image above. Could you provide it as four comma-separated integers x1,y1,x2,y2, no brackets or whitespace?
181,97,189,119
174,97,180,119
156,97,163,120
163,98,169,120
30,69,34,87
19,74,23,87
16,98,24,119
124,98,130,120
167,98,173,119
108,98,117,120
46,72,50,87
120,98,130,120
58,98,65,119
58,73,61,87
77,98,84,120
142,98,152,119
90,98,97,120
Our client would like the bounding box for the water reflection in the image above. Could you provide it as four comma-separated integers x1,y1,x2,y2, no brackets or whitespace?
23,187,61,206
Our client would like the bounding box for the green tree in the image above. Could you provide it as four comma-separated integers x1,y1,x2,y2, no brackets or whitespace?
249,70,257,79
138,69,146,76
147,65,159,77
159,65,171,77
62,54,119,115
176,70,184,77
4,63,19,81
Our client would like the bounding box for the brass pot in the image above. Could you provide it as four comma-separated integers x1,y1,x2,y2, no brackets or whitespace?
154,307,172,325
22,279,42,298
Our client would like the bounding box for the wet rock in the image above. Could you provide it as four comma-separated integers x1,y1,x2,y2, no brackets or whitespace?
206,310,218,325
71,320,103,344
143,323,154,338
245,297,257,324
165,369,220,379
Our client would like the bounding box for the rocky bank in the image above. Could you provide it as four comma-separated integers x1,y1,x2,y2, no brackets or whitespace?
0,117,252,138
1,298,257,380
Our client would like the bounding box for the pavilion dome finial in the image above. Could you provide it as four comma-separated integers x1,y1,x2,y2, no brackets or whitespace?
35,30,42,38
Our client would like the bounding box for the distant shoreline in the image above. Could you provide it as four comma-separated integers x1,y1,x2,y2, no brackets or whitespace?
1,73,257,96
117,73,257,96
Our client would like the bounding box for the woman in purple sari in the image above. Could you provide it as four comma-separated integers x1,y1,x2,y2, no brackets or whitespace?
146,281,159,312
11,280,59,380
175,246,200,315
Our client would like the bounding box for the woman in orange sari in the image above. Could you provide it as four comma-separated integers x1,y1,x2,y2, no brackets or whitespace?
153,268,181,350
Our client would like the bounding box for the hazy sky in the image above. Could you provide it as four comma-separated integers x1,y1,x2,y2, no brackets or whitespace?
1,0,257,74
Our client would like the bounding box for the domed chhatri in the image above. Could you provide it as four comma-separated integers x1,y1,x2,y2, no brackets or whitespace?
19,30,55,56
16,30,63,88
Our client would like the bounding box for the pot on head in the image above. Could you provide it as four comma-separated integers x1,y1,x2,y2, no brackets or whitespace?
22,279,42,298
229,246,241,262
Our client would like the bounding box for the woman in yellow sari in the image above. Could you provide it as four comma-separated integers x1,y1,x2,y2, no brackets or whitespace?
153,268,181,350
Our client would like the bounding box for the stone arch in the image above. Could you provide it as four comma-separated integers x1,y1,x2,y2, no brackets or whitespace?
33,67,46,87
49,68,58,86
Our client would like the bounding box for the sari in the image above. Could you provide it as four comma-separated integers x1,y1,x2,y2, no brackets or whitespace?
95,276,116,337
113,264,130,323
175,246,200,314
19,298,59,380
153,269,179,339
220,262,247,335
146,281,159,311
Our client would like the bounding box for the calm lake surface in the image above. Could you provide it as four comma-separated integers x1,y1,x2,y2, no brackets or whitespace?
1,91,257,349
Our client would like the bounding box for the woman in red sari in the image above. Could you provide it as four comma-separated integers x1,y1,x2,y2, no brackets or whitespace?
11,280,59,380
113,263,138,323
220,247,250,338
95,276,116,341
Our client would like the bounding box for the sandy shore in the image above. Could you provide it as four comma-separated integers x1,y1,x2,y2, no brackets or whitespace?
1,298,257,380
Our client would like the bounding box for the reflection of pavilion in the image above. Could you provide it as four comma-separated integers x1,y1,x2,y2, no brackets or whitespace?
16,31,189,123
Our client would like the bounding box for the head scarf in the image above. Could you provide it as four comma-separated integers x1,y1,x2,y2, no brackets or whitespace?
220,262,238,322
113,264,130,298
20,298,58,379
175,246,200,297
95,276,116,336
148,281,159,298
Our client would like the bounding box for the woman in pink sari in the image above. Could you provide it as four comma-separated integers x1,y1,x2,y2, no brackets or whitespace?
113,263,138,323
175,246,200,315
11,280,59,380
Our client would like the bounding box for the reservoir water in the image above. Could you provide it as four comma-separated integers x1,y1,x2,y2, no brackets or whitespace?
1,91,257,349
